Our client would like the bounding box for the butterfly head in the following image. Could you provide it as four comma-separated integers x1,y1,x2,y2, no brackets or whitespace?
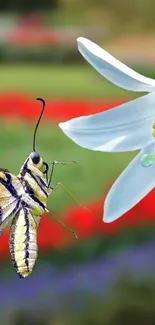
28,151,49,175
31,151,41,165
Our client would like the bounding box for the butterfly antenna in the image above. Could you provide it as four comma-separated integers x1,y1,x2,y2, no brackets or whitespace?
33,98,46,151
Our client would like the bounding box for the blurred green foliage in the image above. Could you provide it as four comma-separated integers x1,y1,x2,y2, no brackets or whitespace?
0,63,151,98
52,0,155,35
0,0,58,12
1,0,155,38
0,45,81,64
0,63,135,99
78,276,155,325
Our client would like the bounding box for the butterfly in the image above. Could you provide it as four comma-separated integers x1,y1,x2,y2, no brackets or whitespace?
0,98,78,278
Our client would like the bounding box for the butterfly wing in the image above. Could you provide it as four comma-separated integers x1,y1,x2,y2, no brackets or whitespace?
9,207,38,278
0,170,22,234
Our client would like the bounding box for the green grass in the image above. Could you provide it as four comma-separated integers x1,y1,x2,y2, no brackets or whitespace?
0,63,138,99
0,122,136,215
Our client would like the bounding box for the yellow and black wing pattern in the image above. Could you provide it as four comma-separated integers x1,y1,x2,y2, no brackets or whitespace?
9,207,38,278
0,169,21,234
0,169,39,278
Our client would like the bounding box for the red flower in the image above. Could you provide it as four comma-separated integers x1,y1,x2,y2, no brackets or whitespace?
0,93,123,121
136,188,155,221
62,205,99,239
37,214,71,250
0,229,9,259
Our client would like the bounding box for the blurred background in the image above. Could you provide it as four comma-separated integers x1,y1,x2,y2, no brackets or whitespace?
1,0,155,324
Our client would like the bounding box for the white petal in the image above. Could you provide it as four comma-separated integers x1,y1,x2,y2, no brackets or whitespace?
77,37,155,92
104,142,155,223
59,93,155,152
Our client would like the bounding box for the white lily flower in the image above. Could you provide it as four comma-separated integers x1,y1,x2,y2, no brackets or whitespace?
59,37,155,223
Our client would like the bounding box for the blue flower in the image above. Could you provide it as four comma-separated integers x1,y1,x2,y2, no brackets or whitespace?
59,37,155,223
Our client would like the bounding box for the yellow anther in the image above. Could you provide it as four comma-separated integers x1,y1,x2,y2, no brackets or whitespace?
153,130,155,137
152,121,155,129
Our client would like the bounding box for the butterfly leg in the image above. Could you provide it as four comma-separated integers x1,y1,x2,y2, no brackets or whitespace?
47,161,56,188
48,160,79,188
52,182,82,206
51,182,92,216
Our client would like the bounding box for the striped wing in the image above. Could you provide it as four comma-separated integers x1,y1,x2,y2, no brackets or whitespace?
0,170,22,234
9,207,38,278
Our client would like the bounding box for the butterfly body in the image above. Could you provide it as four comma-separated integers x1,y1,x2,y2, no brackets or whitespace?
0,152,53,278
0,98,77,278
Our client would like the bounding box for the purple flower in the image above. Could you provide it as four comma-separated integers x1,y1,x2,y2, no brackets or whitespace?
1,241,155,318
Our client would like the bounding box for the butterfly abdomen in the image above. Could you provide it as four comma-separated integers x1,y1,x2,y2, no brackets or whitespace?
9,207,38,278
